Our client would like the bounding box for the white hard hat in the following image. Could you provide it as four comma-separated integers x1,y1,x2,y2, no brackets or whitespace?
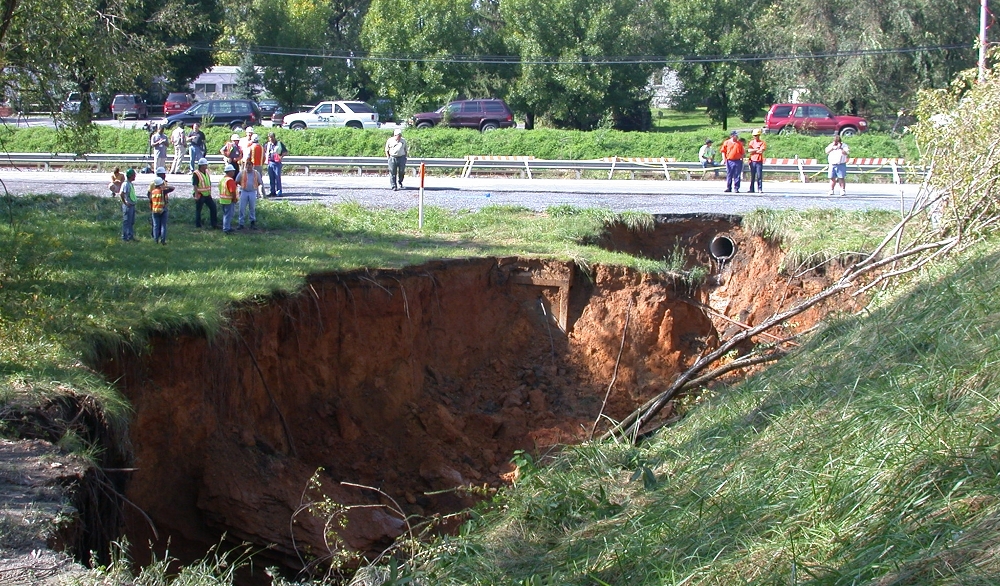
155,166,167,174
197,158,209,166
230,133,239,141
244,126,254,134
224,163,236,172
153,177,164,185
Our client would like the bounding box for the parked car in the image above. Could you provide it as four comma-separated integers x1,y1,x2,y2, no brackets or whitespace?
163,92,196,116
257,99,280,118
61,92,101,116
764,103,868,136
280,100,379,130
111,94,148,119
409,99,515,132
160,99,262,130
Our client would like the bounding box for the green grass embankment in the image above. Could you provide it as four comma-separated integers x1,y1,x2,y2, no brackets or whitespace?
411,239,1000,585
0,125,919,161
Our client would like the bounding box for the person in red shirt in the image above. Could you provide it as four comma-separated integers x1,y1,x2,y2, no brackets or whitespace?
719,131,746,193
747,129,767,193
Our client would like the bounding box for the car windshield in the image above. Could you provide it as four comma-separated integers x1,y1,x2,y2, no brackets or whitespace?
166,93,188,102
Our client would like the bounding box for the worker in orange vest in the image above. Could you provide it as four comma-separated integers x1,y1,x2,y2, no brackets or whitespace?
149,177,168,245
245,134,265,198
218,163,239,233
719,131,745,193
747,129,767,193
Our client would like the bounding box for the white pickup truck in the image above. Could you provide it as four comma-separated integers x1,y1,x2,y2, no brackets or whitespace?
280,100,380,130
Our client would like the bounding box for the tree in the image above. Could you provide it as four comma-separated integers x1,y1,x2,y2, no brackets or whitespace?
234,52,262,101
756,0,980,114
656,0,770,128
361,0,508,114
252,0,334,110
500,0,657,130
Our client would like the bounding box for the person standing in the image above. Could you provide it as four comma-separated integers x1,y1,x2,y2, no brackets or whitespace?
150,125,168,173
169,123,187,173
220,133,242,165
148,167,175,239
719,131,745,193
238,127,254,157
150,176,169,245
265,132,287,198
698,139,719,178
186,122,206,172
825,135,851,196
192,157,218,229
120,168,137,241
236,157,262,230
747,129,767,193
219,163,239,233
384,128,408,190
246,134,265,198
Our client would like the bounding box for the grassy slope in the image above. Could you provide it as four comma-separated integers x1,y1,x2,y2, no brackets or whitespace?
416,241,1000,585
0,195,667,418
0,124,919,162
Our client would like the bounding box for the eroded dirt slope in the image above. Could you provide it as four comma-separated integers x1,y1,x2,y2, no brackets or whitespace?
93,215,861,576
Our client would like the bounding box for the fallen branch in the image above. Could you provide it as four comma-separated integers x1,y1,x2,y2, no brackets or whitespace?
590,298,632,440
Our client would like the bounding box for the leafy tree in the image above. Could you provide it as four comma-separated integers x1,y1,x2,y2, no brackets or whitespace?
149,0,224,89
500,0,657,130
361,0,508,114
757,0,980,114
234,51,262,100
655,0,769,129
252,0,333,110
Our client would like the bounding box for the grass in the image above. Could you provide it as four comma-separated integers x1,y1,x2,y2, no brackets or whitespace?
0,118,919,162
743,208,901,271
650,107,765,133
406,237,1000,585
0,193,671,420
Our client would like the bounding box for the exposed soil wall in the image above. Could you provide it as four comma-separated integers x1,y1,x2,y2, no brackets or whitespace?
95,215,862,576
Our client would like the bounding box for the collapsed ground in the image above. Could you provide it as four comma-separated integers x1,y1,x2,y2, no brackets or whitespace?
2,214,863,581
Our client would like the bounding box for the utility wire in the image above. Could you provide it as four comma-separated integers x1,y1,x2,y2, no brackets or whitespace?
198,42,976,65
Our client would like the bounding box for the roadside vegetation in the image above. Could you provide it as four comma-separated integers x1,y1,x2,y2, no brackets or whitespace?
404,238,1000,585
0,124,917,162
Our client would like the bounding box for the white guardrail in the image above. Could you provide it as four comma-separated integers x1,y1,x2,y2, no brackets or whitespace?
0,153,925,184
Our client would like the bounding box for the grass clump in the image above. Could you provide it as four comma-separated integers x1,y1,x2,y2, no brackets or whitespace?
743,208,900,271
407,238,1000,585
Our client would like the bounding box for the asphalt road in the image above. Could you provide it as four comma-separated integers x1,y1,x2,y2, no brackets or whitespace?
0,168,917,215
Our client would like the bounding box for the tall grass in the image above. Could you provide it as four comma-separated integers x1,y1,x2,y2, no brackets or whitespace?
409,240,1000,585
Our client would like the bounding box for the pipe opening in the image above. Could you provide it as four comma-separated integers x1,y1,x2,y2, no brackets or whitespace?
710,235,736,261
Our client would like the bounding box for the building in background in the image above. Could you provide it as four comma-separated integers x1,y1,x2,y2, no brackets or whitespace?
190,66,239,99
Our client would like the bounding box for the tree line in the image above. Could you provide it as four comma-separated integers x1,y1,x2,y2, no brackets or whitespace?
0,0,982,130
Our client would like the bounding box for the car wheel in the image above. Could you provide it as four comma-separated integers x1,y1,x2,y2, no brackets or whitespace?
290,122,307,131
778,125,796,136
346,121,363,129
481,122,499,132
229,121,245,131
839,126,858,137
416,122,433,130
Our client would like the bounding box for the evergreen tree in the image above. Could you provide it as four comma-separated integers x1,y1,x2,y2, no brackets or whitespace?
235,52,262,101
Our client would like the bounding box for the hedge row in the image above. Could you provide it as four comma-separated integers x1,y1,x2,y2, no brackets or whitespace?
0,125,919,162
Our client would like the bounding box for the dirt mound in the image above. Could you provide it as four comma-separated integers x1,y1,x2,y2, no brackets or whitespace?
93,216,859,576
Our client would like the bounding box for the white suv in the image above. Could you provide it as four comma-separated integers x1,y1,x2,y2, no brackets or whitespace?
280,101,379,130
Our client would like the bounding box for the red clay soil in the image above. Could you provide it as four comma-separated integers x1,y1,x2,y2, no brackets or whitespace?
96,216,862,576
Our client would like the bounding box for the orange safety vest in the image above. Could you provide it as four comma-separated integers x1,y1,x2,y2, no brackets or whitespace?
748,138,767,162
219,176,238,204
150,187,166,213
249,143,264,166
193,170,212,199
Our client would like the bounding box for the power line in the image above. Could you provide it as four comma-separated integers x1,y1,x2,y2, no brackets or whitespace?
200,43,976,66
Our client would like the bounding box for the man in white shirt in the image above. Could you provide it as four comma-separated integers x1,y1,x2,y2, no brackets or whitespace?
825,135,850,196
384,128,408,190
698,139,719,178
